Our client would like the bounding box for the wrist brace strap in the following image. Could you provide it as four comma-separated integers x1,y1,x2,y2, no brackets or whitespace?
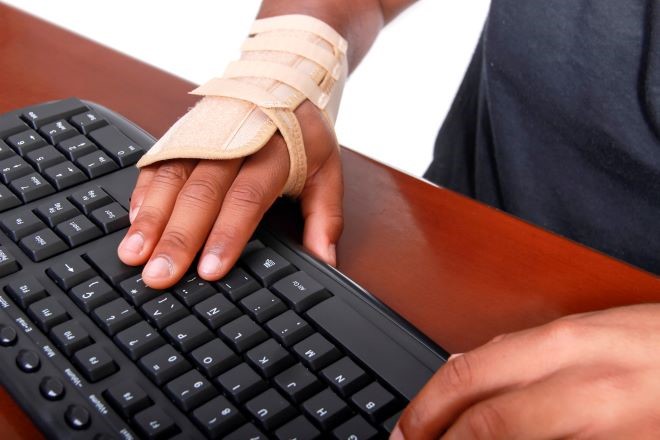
136,14,349,197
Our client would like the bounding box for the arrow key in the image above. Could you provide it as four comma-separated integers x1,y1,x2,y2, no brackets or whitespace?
47,256,96,291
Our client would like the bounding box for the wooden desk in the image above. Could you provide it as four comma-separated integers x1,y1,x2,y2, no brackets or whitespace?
1,4,659,438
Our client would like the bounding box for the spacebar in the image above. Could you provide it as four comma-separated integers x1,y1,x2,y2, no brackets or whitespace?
305,296,435,401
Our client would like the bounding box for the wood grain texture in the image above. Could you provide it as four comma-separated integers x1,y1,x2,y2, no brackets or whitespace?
1,3,659,437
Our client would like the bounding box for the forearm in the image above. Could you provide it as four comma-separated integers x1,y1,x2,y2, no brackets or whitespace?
257,0,417,72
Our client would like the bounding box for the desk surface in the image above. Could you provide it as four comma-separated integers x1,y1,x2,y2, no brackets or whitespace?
1,4,659,439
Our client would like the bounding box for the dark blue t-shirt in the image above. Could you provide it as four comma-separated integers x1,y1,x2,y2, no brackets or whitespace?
425,0,660,274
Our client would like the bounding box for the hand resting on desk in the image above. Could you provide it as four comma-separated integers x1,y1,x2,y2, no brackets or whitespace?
393,304,660,439
117,100,343,289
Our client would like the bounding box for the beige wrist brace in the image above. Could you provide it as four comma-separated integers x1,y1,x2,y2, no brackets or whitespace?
136,14,349,197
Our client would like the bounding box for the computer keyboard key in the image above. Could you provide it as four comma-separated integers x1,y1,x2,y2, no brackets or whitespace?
306,297,435,401
72,344,118,382
55,214,103,247
104,382,151,419
118,274,160,306
10,172,55,203
16,349,40,373
321,358,370,397
57,134,98,160
332,415,379,440
50,320,92,357
0,156,33,184
6,129,47,155
246,389,297,431
243,248,296,286
5,277,47,308
215,267,260,301
91,298,141,335
85,236,141,285
89,125,144,167
192,293,242,329
0,246,20,277
133,406,180,440
381,410,402,434
265,310,314,347
76,151,119,178
70,111,108,134
219,315,268,353
22,98,88,129
47,256,96,291
165,369,217,412
350,382,397,423
69,276,118,313
190,339,240,378
293,333,341,371
302,388,351,430
173,274,216,307
39,376,65,401
43,161,87,190
241,239,265,258
0,114,28,138
89,202,129,234
163,315,213,353
138,344,192,386
141,294,188,330
0,185,21,212
274,364,323,404
216,363,268,403
240,288,286,323
0,210,45,241
272,271,331,313
27,297,69,332
191,395,245,439
39,120,77,145
25,145,66,172
19,228,68,261
275,415,320,440
70,187,112,215
64,405,91,430
0,140,16,160
114,321,164,360
246,339,294,378
224,423,266,440
35,198,80,227
0,325,17,346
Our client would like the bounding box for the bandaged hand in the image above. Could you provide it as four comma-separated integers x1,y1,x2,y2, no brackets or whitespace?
117,15,347,289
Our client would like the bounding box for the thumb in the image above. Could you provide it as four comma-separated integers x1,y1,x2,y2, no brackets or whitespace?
299,149,344,266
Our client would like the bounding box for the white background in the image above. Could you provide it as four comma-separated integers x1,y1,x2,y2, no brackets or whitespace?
3,0,490,177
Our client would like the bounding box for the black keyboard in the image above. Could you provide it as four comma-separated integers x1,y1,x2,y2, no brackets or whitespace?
0,98,447,439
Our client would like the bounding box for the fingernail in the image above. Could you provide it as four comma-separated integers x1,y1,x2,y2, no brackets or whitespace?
448,353,464,361
390,425,404,440
120,232,144,255
143,256,172,279
199,253,222,276
327,244,336,264
129,205,141,223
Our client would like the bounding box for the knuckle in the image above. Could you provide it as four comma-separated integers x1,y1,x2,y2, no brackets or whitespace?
159,227,192,253
544,319,582,346
227,181,267,212
152,162,190,187
465,403,508,440
441,352,475,391
178,178,224,206
132,205,165,228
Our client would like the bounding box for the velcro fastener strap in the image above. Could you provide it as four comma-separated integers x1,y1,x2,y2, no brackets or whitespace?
250,14,348,54
224,60,329,109
189,78,290,108
241,36,341,79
